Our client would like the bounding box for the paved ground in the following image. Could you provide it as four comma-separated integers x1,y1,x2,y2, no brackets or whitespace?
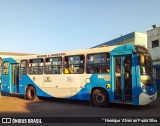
0,92,160,126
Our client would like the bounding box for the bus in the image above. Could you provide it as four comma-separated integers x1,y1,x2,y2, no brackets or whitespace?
0,44,157,107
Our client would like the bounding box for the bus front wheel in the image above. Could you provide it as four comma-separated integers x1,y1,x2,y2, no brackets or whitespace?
91,88,109,107
26,86,38,100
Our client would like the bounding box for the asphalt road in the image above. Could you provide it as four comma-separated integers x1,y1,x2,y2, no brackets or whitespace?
0,92,160,126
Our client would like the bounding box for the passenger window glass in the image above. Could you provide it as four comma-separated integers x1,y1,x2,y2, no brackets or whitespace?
28,59,43,74
87,53,110,74
64,55,84,74
20,60,27,74
3,62,9,75
45,57,62,74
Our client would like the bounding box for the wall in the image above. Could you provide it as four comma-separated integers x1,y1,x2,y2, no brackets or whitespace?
147,27,160,90
134,32,147,48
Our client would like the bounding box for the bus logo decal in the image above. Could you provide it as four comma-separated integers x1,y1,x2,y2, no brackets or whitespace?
44,76,52,82
106,84,111,89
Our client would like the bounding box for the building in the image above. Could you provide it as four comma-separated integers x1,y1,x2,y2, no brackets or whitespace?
93,32,147,48
147,25,160,90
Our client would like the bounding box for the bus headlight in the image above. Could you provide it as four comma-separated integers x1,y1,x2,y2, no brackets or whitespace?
142,84,146,93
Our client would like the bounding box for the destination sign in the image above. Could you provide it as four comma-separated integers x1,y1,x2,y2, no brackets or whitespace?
37,53,66,58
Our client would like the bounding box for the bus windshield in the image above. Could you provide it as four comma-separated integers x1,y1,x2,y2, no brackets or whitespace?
138,53,155,86
140,54,152,76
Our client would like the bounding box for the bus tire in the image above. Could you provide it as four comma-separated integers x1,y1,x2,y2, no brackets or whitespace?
26,86,38,100
91,88,109,107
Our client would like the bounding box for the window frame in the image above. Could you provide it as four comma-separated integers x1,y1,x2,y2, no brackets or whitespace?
3,61,9,75
44,57,62,74
20,60,28,75
152,40,159,48
86,52,110,74
28,58,44,75
63,55,85,74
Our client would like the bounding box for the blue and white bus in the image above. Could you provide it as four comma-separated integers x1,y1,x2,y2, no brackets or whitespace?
0,44,157,107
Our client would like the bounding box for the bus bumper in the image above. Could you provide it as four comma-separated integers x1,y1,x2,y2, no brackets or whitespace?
139,92,157,105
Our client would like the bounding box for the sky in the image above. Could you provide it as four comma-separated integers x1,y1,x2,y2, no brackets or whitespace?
0,0,160,54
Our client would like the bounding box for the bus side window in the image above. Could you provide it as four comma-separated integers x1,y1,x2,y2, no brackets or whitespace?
64,57,70,74
64,55,84,74
87,53,110,74
3,62,9,75
20,60,27,74
45,57,62,74
28,58,43,75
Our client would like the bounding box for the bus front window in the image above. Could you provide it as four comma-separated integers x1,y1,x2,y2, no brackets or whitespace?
139,53,155,86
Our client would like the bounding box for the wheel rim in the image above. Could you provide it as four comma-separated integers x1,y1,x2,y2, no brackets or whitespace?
96,93,105,103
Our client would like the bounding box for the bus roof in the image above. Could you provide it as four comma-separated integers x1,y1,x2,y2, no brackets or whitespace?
111,44,136,53
3,45,118,60
2,44,146,61
0,52,34,58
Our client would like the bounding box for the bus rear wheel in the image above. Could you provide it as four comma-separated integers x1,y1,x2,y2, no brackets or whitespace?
26,86,38,100
91,88,109,107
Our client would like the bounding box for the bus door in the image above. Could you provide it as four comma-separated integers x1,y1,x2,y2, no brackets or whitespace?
11,64,19,93
114,55,132,103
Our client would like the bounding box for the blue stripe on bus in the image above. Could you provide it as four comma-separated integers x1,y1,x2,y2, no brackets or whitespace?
19,74,111,101
69,74,112,101
19,75,52,97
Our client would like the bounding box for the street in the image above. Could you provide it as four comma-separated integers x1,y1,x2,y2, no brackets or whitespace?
0,92,159,126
